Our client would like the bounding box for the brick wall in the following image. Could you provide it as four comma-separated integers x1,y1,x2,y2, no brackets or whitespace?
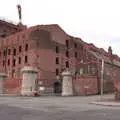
73,76,98,95
3,78,22,94
102,63,120,93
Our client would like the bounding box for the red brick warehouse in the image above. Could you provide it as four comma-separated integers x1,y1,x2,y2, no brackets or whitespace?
0,17,120,95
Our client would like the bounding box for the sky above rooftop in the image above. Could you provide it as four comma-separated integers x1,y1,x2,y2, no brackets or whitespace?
0,0,120,56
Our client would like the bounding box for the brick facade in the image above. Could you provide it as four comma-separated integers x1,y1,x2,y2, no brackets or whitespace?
0,20,120,95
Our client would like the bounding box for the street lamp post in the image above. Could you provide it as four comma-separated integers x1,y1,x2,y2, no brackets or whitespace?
100,58,104,100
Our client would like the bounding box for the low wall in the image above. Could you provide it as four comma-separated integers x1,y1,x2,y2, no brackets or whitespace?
2,76,98,96
3,78,22,94
73,76,98,95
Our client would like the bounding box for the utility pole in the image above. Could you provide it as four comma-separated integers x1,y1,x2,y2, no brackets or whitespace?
100,58,104,100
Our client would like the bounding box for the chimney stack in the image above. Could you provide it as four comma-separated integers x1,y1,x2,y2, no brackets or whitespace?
17,4,22,24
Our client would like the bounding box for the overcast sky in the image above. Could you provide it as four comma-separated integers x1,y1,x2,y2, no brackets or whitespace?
0,0,120,55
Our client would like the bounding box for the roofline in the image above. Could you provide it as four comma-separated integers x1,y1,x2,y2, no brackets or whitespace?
0,19,22,30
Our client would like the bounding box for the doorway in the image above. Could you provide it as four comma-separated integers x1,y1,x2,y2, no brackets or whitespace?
53,81,62,93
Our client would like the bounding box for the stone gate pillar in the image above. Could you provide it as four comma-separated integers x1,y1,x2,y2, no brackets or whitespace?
62,71,73,96
21,66,39,96
0,72,6,94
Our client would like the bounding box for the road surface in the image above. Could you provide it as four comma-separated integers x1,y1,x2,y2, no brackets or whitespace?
0,94,119,120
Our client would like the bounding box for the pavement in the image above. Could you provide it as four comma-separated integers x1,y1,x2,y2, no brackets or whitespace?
91,101,120,107
0,94,120,120
91,94,120,107
0,93,120,107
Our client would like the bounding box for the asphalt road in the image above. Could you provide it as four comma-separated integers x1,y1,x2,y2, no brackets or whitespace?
0,95,119,120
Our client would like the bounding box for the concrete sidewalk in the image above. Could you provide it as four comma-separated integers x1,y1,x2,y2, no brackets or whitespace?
91,101,120,107
91,94,120,107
